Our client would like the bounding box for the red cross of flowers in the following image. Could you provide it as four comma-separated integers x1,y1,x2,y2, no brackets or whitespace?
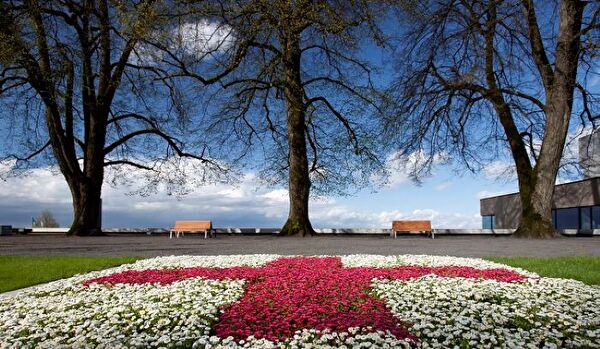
84,257,526,342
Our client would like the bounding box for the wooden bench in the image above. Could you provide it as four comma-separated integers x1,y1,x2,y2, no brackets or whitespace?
170,220,213,239
392,220,434,239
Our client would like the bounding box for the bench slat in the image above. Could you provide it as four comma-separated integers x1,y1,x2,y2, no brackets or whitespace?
170,220,213,239
392,220,434,239
172,220,212,231
392,220,431,232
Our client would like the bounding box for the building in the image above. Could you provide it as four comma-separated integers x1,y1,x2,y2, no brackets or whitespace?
481,131,600,230
480,177,600,229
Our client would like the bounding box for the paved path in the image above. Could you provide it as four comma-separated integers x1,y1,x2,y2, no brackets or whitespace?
1,234,599,257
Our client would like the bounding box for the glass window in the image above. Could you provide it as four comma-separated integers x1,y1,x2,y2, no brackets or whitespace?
581,207,592,230
593,206,600,229
482,215,495,229
555,208,579,229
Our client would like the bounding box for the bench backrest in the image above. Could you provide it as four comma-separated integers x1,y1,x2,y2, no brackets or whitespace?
173,220,212,230
392,220,432,231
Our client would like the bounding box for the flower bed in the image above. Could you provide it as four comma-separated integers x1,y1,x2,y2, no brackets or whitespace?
0,255,599,348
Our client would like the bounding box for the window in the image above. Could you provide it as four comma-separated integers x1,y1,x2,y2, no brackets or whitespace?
581,207,592,230
553,206,600,230
555,208,579,229
593,206,600,229
482,215,495,229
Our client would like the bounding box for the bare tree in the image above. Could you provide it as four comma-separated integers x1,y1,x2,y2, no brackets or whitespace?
178,0,387,236
33,210,59,228
387,0,599,237
0,0,225,236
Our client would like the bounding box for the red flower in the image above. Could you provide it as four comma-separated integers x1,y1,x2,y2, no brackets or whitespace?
84,257,527,342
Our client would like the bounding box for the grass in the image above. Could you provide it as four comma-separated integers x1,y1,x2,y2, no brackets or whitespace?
485,256,600,285
1,255,598,294
0,256,142,293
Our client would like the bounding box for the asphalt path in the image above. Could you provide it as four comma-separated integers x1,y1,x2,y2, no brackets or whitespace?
1,233,599,257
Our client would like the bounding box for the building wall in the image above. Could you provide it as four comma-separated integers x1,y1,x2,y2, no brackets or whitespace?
480,193,521,229
480,177,600,229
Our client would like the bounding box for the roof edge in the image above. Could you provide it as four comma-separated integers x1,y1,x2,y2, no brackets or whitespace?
479,176,600,201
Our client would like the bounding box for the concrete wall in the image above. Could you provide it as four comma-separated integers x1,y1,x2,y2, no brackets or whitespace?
480,177,600,229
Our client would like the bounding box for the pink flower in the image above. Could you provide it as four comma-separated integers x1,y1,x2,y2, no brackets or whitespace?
84,257,527,342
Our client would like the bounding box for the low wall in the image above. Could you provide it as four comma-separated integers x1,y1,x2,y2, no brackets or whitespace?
434,229,514,235
24,227,600,236
104,228,512,235
31,228,69,233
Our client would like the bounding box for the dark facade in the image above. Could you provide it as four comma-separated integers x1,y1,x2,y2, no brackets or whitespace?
480,177,600,229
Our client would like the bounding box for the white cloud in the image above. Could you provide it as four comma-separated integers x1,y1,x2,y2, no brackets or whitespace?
0,159,17,176
174,21,235,58
406,209,480,229
483,160,516,180
381,151,447,188
0,162,481,229
261,189,288,203
130,20,235,65
0,165,72,205
309,204,480,229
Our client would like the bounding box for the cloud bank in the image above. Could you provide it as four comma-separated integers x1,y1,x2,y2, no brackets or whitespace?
0,165,481,229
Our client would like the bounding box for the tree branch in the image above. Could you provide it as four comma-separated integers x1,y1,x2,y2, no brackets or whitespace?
104,160,154,171
305,96,361,153
521,0,555,92
6,141,51,162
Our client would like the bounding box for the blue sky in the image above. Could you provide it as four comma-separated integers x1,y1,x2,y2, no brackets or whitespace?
2,123,591,230
0,4,596,231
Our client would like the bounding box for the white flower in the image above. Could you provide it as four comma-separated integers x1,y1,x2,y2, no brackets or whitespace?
0,254,598,348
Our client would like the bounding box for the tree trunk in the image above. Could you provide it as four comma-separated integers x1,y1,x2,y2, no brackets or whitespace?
64,105,107,237
488,71,557,238
280,34,315,237
513,171,557,238
67,176,104,236
281,114,315,236
513,0,584,238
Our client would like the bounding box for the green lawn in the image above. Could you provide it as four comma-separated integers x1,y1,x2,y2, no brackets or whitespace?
485,256,600,285
0,256,142,293
1,255,598,294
